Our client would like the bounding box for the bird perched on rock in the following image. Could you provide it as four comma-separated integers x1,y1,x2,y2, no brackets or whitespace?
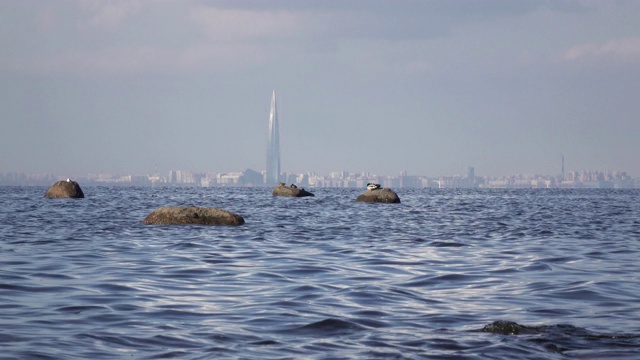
367,183,381,191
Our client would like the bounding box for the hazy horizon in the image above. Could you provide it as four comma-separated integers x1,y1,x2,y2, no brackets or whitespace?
2,1,639,178
2,164,635,182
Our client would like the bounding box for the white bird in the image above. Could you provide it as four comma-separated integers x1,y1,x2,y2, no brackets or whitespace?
367,183,381,191
66,178,71,182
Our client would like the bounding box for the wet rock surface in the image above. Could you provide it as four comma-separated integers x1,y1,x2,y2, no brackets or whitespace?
142,206,245,226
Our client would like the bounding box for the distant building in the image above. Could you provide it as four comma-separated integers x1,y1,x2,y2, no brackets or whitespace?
265,90,281,185
398,171,422,188
218,172,242,186
295,173,310,187
240,169,264,186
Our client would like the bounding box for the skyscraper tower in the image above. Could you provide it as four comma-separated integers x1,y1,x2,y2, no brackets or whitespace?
266,90,281,185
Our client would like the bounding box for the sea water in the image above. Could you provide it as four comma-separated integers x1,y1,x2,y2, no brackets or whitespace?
0,186,639,359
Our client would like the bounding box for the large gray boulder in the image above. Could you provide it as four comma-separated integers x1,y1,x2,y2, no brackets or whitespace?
272,183,315,197
356,187,400,203
142,206,245,226
44,180,85,198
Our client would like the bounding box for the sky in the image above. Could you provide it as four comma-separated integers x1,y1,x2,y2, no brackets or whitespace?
1,0,639,178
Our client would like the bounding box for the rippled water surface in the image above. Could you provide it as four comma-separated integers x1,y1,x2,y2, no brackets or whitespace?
1,186,639,359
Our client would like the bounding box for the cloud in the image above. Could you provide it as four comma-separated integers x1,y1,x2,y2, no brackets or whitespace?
77,0,143,30
558,37,640,64
188,6,308,42
1,3,303,76
0,1,614,77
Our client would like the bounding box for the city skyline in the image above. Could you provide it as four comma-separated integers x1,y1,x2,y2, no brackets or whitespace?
266,90,281,185
1,165,637,189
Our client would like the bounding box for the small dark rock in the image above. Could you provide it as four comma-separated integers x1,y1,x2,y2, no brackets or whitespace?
478,321,538,335
44,180,85,199
272,183,315,197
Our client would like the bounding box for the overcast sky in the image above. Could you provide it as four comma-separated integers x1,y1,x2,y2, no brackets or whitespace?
1,0,639,178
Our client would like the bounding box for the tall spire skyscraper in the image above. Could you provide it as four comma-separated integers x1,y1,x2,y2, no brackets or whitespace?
266,90,281,185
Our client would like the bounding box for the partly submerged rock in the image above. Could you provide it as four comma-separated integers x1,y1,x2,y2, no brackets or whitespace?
355,187,400,203
44,180,85,199
477,321,539,335
142,206,245,226
272,183,315,197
